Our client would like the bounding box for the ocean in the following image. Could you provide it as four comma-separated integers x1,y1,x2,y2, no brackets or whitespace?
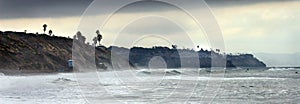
0,68,299,104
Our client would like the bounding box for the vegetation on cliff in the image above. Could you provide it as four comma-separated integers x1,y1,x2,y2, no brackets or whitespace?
0,31,266,74
110,46,266,68
0,31,112,73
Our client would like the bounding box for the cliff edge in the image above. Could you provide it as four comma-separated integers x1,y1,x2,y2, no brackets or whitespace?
0,31,266,74
0,31,114,74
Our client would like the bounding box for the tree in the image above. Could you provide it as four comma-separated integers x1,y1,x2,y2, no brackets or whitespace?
43,24,47,34
76,31,82,43
73,35,77,40
96,30,102,46
48,30,53,36
76,31,86,44
93,37,97,46
82,36,86,44
171,45,177,49
216,49,220,53
76,31,82,37
96,30,100,35
200,48,204,52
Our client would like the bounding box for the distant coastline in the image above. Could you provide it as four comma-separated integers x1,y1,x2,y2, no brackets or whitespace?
110,46,266,68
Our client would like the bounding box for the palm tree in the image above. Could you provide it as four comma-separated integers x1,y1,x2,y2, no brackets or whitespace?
48,30,53,36
96,30,100,35
43,24,47,34
96,30,102,45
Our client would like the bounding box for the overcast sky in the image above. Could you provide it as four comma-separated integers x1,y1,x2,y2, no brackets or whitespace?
0,0,299,54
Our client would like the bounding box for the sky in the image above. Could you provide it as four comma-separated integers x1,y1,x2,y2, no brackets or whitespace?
0,0,299,54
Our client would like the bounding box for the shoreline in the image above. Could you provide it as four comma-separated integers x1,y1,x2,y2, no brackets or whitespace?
0,69,57,76
0,67,293,76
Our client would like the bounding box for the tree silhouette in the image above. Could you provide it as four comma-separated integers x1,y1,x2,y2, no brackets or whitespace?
216,49,220,53
76,31,86,44
96,30,102,46
43,24,47,34
73,34,77,40
96,30,100,35
49,30,53,36
76,31,82,43
93,37,97,46
171,45,177,49
83,36,86,44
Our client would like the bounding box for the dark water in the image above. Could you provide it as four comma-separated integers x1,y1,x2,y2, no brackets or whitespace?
208,68,300,103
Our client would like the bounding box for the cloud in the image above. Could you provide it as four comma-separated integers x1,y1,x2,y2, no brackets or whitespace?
0,17,80,36
0,0,171,19
0,0,299,54
204,0,296,8
0,0,293,19
75,10,208,49
212,0,300,53
0,0,93,19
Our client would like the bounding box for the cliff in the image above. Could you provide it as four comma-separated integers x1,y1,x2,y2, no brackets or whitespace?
0,31,266,74
110,46,266,68
0,31,114,74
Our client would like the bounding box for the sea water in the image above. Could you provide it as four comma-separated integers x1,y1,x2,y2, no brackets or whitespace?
0,68,300,104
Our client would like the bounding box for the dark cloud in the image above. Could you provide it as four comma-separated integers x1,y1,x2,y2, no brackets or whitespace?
205,0,267,7
0,0,296,19
0,0,93,19
205,0,297,7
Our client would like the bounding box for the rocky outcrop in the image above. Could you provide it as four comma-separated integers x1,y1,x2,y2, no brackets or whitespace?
227,54,266,68
110,46,266,68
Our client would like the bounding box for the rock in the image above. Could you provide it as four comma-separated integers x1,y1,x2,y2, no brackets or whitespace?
165,70,182,75
52,77,73,83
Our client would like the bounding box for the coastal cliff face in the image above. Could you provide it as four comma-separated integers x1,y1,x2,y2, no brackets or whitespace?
110,46,266,68
227,54,266,68
0,31,266,74
0,31,112,74
0,32,72,72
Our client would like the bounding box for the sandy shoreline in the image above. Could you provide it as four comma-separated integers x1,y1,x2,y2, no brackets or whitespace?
0,69,57,76
0,68,112,76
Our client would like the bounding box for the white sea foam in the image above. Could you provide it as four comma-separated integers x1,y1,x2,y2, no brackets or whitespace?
0,72,5,76
267,67,298,71
0,69,297,103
